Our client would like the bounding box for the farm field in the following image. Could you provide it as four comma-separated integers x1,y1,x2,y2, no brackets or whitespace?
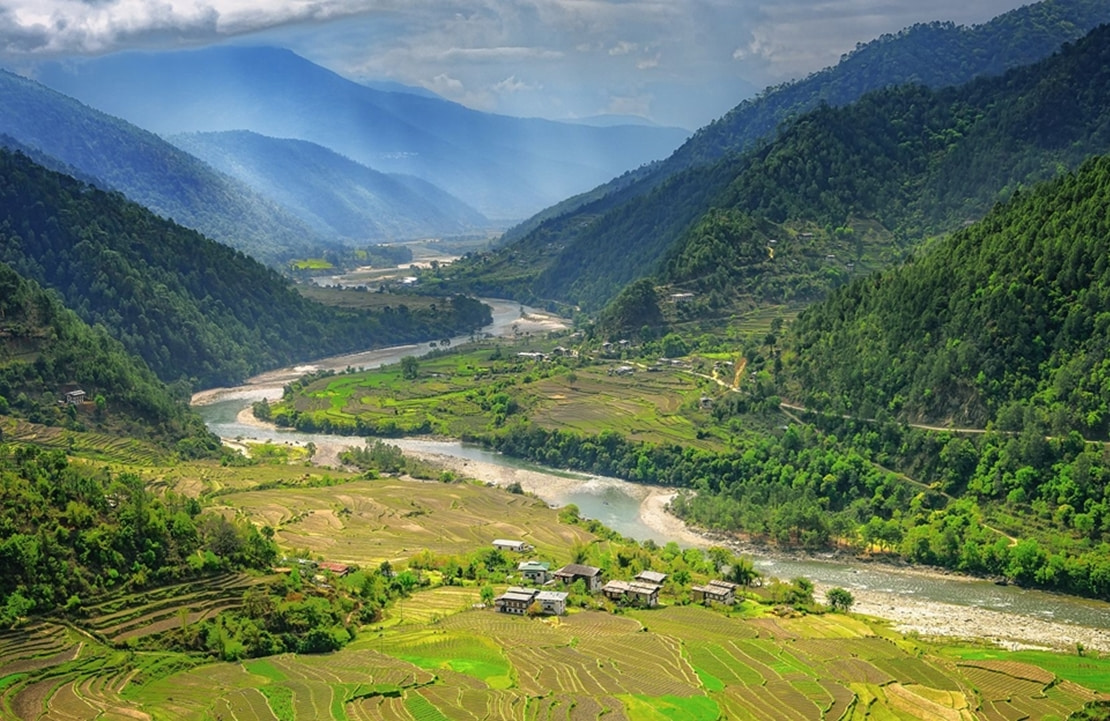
2,444,1106,720
273,344,734,450
4,601,1106,720
215,476,596,566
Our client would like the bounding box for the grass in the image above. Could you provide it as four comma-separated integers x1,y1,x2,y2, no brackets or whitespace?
941,646,1110,692
289,258,334,270
277,343,733,450
619,694,720,720
5,442,1107,720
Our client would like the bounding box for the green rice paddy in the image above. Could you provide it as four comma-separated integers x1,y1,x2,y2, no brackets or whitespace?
1,450,1105,720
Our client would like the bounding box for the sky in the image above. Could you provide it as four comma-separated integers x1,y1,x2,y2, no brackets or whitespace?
0,0,1038,130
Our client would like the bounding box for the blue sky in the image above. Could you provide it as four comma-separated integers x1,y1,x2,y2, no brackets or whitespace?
1,0,1037,129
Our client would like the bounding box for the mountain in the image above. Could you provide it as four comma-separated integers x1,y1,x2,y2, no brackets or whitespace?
0,148,491,389
169,130,489,243
0,262,213,447
784,153,1110,438
446,15,1110,313
0,70,335,264
31,46,690,220
473,0,1110,305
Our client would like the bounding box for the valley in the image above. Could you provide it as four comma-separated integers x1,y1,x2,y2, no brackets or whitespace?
4,0,1110,718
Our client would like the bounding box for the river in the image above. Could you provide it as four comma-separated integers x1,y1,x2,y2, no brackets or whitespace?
192,298,1110,650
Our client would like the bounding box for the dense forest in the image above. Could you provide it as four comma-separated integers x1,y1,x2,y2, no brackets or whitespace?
0,149,491,389
673,154,1110,597
445,11,1110,314
0,262,215,447
0,445,276,626
783,154,1110,437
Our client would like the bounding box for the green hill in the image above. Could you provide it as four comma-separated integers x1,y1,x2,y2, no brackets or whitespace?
784,153,1110,438
0,261,211,447
0,149,491,389
450,1,1110,313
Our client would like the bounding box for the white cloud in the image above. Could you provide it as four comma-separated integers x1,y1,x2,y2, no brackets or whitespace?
608,40,637,56
606,93,652,118
0,0,1045,127
429,71,463,94
494,74,540,93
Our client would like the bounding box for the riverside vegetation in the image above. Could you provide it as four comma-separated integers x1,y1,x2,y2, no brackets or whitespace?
1,432,1109,720
271,151,1110,600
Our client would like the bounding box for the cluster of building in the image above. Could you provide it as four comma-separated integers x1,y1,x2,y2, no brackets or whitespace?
491,540,739,617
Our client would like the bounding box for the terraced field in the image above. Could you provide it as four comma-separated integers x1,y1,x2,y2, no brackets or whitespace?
4,589,1107,720
217,477,595,565
277,345,730,450
3,448,1106,719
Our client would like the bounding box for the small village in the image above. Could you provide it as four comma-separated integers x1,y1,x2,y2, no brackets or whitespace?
489,538,744,618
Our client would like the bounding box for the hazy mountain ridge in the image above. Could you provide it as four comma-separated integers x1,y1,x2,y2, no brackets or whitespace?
32,46,690,220
480,0,1110,302
449,18,1110,312
0,70,333,264
168,130,489,243
0,148,491,389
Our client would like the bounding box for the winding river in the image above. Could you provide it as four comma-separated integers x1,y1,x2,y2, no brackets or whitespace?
193,298,1110,644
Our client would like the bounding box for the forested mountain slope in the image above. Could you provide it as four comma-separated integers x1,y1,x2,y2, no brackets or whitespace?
463,0,1110,309
783,153,1110,439
0,263,212,446
503,0,1110,246
0,444,276,625
0,70,330,264
0,149,491,389
169,130,488,242
446,21,1110,312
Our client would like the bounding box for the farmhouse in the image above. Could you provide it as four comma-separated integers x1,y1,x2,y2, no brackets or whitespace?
601,580,661,607
609,365,635,376
518,560,552,584
635,570,668,585
318,561,350,577
64,389,86,405
535,590,568,616
554,563,603,592
692,579,740,605
494,587,536,615
493,539,533,553
493,587,568,616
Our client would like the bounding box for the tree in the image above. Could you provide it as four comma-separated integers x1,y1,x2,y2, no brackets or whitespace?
400,356,419,380
826,587,855,612
727,556,759,587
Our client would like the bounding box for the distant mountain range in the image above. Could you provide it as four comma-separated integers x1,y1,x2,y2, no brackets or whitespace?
445,0,1110,311
0,70,333,264
169,130,489,243
32,46,690,221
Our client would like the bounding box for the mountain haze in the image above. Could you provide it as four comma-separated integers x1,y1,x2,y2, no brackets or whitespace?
0,149,491,389
169,130,489,243
32,46,690,220
0,70,332,264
